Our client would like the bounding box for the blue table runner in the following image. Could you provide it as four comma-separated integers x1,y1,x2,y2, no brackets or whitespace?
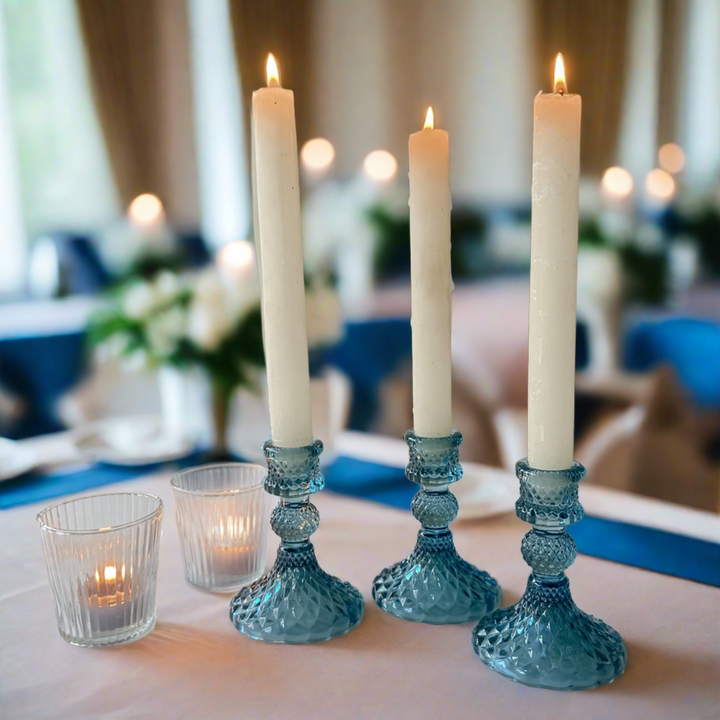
2,455,718,588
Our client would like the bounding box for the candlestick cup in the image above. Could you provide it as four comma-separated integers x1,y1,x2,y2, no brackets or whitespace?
472,459,627,689
230,438,364,643
372,430,500,624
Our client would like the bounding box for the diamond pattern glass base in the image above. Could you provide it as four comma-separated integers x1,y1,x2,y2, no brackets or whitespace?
372,430,501,624
230,542,364,643
373,528,501,624
472,459,627,690
472,575,627,690
229,439,364,643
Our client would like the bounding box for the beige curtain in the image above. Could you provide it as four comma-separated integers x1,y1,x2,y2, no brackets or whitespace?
657,0,686,146
76,0,199,228
534,0,631,176
229,0,314,149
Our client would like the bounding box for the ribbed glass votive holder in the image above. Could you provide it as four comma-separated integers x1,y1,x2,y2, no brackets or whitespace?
37,493,163,648
171,463,270,592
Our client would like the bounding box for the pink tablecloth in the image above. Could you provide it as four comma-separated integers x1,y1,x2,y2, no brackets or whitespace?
1,472,719,720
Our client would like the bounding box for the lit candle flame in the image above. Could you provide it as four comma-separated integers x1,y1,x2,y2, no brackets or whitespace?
554,53,567,94
266,53,280,87
104,566,117,582
424,106,434,130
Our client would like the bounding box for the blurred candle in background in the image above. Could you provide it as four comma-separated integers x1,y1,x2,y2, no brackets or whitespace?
128,193,165,231
252,54,312,447
408,107,453,437
218,239,255,282
527,53,582,470
362,149,398,183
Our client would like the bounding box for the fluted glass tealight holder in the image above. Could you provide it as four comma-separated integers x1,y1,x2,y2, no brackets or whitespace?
230,438,365,643
171,463,270,592
372,430,501,624
37,493,163,647
472,459,627,690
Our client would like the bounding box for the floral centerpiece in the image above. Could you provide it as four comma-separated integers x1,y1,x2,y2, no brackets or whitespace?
88,267,264,456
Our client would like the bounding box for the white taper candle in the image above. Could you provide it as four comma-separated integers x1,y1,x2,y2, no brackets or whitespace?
409,107,453,438
252,54,312,447
528,54,582,470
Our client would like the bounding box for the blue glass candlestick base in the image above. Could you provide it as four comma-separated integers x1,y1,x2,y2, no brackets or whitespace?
372,431,501,624
230,439,364,643
472,459,627,690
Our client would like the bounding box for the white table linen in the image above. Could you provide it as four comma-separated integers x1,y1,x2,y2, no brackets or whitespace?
2,462,719,719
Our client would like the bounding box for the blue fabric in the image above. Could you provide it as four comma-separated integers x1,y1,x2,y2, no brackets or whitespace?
624,317,720,408
323,318,413,430
1,453,718,587
568,516,720,587
0,452,205,510
53,233,111,294
0,331,87,438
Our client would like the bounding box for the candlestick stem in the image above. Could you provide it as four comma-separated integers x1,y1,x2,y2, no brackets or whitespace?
472,459,627,689
230,439,364,643
372,430,501,624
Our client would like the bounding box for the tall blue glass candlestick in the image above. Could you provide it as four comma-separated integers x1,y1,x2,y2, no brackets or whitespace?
230,439,364,643
472,459,627,689
372,430,501,624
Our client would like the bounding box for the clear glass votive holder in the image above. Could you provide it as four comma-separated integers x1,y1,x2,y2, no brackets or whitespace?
171,463,270,592
37,493,163,648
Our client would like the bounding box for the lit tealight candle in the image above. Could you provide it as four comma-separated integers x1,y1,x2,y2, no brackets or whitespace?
208,515,255,586
86,564,137,632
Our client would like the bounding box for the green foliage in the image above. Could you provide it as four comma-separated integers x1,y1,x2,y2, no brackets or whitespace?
578,218,608,248
368,203,487,280
673,206,720,277
619,245,668,306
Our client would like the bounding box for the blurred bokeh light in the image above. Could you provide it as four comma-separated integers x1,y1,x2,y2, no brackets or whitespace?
128,193,164,228
644,168,676,201
362,150,398,182
601,166,634,199
658,143,686,174
301,138,336,172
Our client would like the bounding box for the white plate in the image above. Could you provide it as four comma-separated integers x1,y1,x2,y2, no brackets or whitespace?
454,463,517,520
73,416,194,467
0,437,39,482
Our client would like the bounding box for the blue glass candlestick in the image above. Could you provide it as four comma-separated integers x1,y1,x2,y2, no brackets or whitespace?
230,439,364,643
472,459,627,690
372,430,501,624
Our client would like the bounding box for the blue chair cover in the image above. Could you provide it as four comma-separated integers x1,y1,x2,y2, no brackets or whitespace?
53,233,110,294
323,318,413,431
0,331,87,438
624,318,720,408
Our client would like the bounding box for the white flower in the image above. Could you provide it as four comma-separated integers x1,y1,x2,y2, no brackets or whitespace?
123,281,160,320
186,295,232,352
224,274,260,323
146,306,185,359
154,270,181,302
306,285,343,348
